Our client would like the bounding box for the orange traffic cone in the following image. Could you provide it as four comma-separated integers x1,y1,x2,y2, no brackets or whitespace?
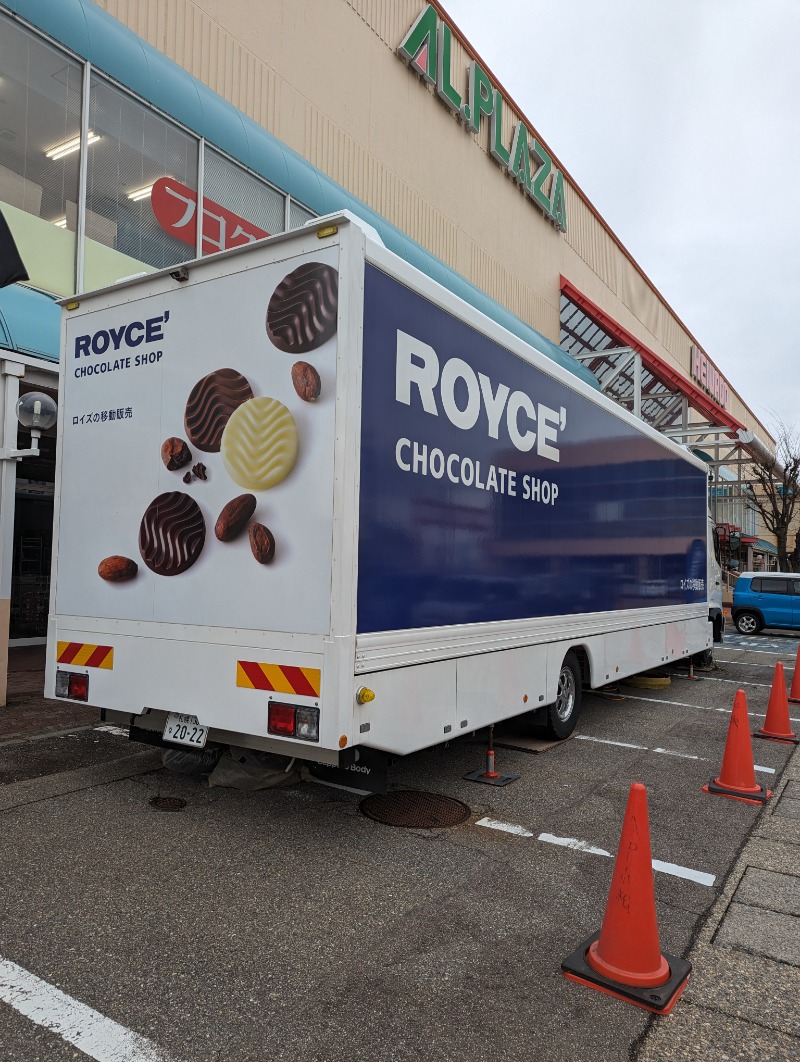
788,645,800,705
754,662,799,745
561,782,691,1014
703,690,771,804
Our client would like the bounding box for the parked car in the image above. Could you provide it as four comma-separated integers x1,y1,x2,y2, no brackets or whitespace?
732,571,800,634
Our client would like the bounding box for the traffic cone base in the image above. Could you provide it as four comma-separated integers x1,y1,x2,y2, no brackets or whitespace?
562,931,691,1015
753,730,799,746
702,780,771,805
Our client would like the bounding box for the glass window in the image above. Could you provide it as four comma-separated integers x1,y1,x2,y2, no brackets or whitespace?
289,200,316,229
0,13,82,293
761,579,789,595
84,73,198,286
201,147,285,254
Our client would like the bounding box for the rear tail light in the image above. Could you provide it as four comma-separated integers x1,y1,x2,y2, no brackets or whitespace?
268,702,295,737
268,702,319,742
55,669,89,701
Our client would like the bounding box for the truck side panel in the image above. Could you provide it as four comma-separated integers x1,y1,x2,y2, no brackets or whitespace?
357,263,708,634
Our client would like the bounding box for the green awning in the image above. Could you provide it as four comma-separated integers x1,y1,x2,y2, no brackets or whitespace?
754,539,778,556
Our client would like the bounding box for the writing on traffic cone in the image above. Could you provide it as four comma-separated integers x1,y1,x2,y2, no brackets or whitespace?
703,689,771,804
788,645,800,705
561,782,691,1015
754,662,799,745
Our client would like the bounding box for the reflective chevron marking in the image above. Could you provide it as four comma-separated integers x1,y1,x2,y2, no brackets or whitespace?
236,660,320,697
56,641,114,669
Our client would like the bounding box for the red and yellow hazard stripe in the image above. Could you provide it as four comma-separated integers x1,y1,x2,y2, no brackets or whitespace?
236,660,320,698
56,641,114,669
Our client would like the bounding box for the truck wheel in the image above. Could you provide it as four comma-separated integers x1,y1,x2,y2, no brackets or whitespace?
735,611,762,635
545,652,582,740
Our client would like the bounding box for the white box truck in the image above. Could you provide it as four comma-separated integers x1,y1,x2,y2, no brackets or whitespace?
46,214,719,790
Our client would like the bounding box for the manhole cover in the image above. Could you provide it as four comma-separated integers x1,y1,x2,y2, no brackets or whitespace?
149,796,187,812
360,790,470,829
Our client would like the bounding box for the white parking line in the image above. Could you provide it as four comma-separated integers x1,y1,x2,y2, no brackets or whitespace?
651,747,704,761
576,734,776,773
626,692,800,726
475,817,535,837
576,734,707,760
537,832,611,857
0,956,177,1061
537,834,715,886
650,859,716,887
575,736,647,750
94,725,130,738
716,646,796,658
713,658,788,669
619,693,729,713
700,675,773,688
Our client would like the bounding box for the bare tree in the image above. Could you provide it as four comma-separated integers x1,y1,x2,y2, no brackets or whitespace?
744,420,800,572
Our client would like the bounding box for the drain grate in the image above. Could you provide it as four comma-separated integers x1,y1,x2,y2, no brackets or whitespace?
360,790,470,829
149,796,187,812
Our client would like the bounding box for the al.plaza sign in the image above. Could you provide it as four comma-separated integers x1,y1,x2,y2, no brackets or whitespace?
398,4,567,233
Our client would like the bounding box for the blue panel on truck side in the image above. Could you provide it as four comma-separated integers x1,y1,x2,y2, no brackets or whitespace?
357,265,708,634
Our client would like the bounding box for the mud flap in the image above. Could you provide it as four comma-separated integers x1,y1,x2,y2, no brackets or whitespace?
309,746,389,793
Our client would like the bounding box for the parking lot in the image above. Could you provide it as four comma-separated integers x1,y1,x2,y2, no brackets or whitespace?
1,632,799,1061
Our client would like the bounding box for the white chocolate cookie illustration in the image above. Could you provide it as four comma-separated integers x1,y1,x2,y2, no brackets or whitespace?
221,396,298,491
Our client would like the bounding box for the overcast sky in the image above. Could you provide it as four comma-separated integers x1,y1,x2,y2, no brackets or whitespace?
445,0,799,441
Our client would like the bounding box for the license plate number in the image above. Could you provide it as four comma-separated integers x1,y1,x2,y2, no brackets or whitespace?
163,713,208,749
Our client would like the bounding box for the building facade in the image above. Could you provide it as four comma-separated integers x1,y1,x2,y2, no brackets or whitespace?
0,0,774,699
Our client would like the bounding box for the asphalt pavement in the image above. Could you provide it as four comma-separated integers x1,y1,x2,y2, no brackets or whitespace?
0,639,798,1061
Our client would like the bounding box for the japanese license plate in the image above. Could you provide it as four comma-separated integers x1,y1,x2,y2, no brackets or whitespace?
163,713,208,749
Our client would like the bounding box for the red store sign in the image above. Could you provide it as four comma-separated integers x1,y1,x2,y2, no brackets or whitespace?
690,344,729,411
150,176,270,255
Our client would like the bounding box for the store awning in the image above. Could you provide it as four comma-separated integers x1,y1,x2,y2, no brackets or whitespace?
0,284,60,362
753,539,778,557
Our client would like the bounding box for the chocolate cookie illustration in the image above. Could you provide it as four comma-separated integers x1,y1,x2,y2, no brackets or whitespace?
184,368,254,452
139,491,206,576
266,262,338,353
221,396,298,491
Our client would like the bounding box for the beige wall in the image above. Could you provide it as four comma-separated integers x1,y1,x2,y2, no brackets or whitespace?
95,0,770,442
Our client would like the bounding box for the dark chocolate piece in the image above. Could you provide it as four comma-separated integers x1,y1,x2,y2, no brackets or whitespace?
184,368,253,453
266,262,338,353
161,437,192,471
139,491,205,576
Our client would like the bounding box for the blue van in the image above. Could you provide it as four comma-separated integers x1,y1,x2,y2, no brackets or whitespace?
732,572,800,634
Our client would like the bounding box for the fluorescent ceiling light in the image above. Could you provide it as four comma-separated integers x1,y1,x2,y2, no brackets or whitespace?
45,131,99,161
53,217,67,228
127,184,155,202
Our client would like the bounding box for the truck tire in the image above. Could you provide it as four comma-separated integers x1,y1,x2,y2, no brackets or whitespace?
545,651,582,740
735,611,762,635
